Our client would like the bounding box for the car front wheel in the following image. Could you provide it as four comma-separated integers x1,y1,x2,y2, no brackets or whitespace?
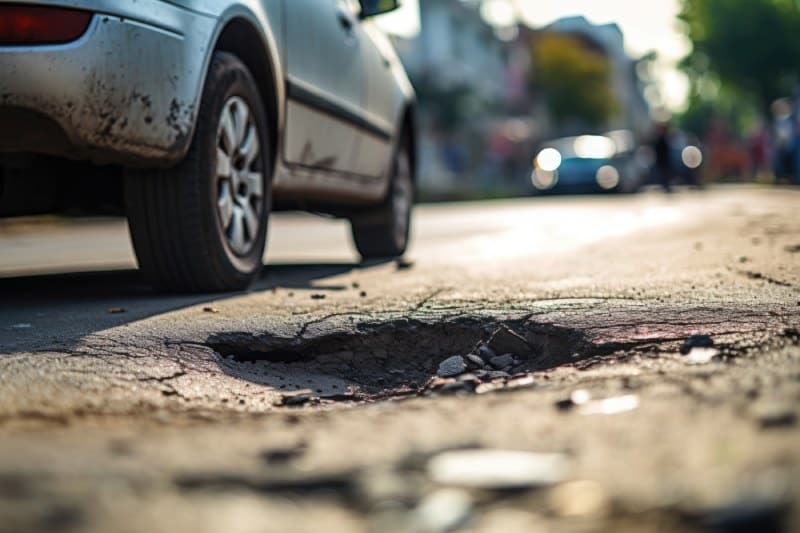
125,52,271,292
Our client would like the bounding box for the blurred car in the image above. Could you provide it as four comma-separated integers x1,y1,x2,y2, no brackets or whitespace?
0,0,416,292
530,130,648,194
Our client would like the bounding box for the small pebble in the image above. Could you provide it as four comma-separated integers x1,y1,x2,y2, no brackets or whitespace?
464,354,485,369
477,344,497,363
108,307,126,314
202,307,219,314
489,354,514,370
437,356,467,378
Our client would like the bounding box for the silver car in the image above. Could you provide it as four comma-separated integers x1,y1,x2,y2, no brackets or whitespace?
0,0,416,291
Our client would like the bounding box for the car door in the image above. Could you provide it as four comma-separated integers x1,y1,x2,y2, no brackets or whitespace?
283,0,364,175
350,20,397,178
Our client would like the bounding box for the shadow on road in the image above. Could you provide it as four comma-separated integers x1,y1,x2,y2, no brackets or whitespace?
0,259,392,353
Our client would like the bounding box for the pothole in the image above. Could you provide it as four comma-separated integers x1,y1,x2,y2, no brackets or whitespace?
206,318,603,404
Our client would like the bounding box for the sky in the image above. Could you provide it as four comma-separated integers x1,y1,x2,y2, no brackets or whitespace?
377,0,691,111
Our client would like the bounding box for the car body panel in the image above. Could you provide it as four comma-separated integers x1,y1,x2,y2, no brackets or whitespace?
0,0,414,206
0,1,216,165
283,0,363,175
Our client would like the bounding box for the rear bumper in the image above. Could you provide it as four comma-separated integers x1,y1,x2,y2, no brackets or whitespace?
0,3,216,166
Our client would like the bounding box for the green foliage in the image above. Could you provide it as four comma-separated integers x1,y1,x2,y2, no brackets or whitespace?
531,33,617,129
680,0,800,110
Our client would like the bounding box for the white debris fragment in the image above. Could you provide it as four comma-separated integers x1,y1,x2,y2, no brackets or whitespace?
685,347,720,364
579,394,639,415
427,449,569,489
413,489,472,533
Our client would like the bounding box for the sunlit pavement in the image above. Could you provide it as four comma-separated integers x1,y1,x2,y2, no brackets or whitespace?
0,185,799,532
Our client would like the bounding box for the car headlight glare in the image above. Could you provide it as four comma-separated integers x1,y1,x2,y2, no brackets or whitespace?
535,148,562,172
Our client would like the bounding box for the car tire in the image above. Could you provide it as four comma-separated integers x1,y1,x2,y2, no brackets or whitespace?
350,136,414,259
125,52,271,292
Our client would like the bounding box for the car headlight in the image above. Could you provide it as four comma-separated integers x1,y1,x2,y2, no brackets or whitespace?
535,148,562,172
595,165,619,190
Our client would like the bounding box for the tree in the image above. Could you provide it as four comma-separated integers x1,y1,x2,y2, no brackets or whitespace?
531,33,617,130
680,0,800,111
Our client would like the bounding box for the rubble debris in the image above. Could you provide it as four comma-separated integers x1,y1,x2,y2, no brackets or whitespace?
437,356,467,378
427,449,569,490
437,380,478,396
489,354,514,370
486,325,532,357
477,344,497,363
464,354,485,370
202,307,219,314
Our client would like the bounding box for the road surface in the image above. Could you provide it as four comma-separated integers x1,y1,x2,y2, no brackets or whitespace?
1,186,798,532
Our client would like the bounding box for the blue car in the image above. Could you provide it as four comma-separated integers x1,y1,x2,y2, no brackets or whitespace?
531,130,648,194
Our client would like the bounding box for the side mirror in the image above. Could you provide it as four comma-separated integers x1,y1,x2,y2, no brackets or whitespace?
359,0,400,19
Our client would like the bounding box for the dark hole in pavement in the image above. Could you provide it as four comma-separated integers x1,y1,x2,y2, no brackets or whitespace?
206,318,598,401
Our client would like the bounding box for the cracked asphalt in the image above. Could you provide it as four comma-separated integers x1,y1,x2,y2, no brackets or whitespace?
1,185,799,532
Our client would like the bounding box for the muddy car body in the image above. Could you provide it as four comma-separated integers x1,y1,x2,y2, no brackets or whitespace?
0,0,416,291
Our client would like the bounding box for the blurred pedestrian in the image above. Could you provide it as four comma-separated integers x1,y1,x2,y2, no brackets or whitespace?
652,122,673,192
748,118,771,181
771,98,798,184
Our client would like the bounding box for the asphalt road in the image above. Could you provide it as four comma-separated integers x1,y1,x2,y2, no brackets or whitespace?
0,186,799,532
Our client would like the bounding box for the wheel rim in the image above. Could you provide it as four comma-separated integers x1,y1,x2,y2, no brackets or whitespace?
392,148,413,248
215,96,264,256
